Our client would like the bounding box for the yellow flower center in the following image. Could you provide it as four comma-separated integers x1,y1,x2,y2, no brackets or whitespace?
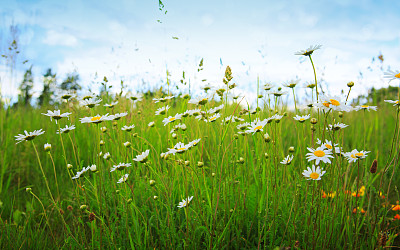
314,150,325,157
330,99,340,106
361,105,368,108
395,73,400,78
299,118,305,121
323,101,330,108
254,125,262,131
91,116,101,121
355,152,364,158
351,154,356,158
209,117,216,121
325,144,332,149
310,172,319,179
178,147,186,151
169,117,176,122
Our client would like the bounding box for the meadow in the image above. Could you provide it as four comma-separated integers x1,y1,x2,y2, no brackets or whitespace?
1,48,400,249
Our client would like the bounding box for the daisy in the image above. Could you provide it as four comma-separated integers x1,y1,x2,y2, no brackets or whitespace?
155,105,170,115
80,114,114,124
44,143,51,152
177,196,193,208
111,112,128,120
263,83,274,91
58,90,77,101
221,115,243,125
15,129,45,144
104,101,118,108
153,95,174,103
42,110,72,124
316,138,342,153
295,45,322,56
167,142,190,155
72,166,90,180
205,113,221,123
117,174,129,183
318,95,352,112
383,69,400,82
342,149,370,163
326,122,349,131
129,93,143,102
207,104,224,114
270,114,283,121
80,92,96,101
280,155,294,165
81,98,102,108
270,90,288,97
201,83,213,92
245,118,269,134
89,164,98,172
110,162,132,172
123,141,131,148
302,165,326,181
148,121,155,127
283,79,300,88
186,108,201,117
173,123,187,131
103,152,111,160
384,100,400,106
57,124,76,134
306,146,334,165
133,149,150,163
237,122,250,131
188,95,209,105
163,113,182,126
293,114,310,123
121,124,135,131
188,138,201,148
354,105,377,111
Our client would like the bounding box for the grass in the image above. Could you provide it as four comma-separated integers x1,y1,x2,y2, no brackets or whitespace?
0,76,400,249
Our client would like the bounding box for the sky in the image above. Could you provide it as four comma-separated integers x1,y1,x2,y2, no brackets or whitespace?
1,0,400,105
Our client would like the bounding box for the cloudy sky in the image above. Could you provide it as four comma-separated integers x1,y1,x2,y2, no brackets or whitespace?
1,0,399,104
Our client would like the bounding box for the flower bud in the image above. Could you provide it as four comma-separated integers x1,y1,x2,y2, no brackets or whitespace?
172,133,177,139
264,153,269,159
127,198,132,204
184,160,190,166
347,81,354,88
289,146,295,153
26,187,32,193
212,172,216,177
100,140,105,146
44,143,51,152
124,141,131,148
67,164,73,169
264,133,271,142
149,180,156,186
137,110,141,115
370,159,378,174
234,134,239,140
116,190,120,194
80,205,87,210
112,121,118,127
153,196,159,200
89,164,98,172
338,112,343,118
197,161,204,168
148,121,155,127
310,118,317,124
311,125,316,131
133,133,138,138
100,126,107,133
239,157,245,164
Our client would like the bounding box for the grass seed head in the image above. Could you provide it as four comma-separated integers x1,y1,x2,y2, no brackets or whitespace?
370,159,378,173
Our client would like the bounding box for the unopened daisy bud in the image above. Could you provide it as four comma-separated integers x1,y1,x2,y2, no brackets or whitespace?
310,118,317,124
80,205,87,210
172,133,177,139
275,118,281,123
347,81,354,88
212,172,216,177
116,190,120,194
133,133,138,137
234,134,239,139
230,209,234,213
100,126,107,133
26,187,32,193
112,121,118,127
197,161,204,168
44,143,51,152
258,95,263,98
264,133,271,142
278,87,282,91
124,141,131,148
89,164,98,172
127,198,132,204
148,121,155,127
283,112,288,117
289,146,295,153
67,164,73,169
137,110,141,115
103,152,111,160
239,157,245,164
338,112,343,118
100,140,105,146
264,153,269,159
153,196,159,200
149,180,156,186
184,160,190,166
370,159,378,174
311,125,316,131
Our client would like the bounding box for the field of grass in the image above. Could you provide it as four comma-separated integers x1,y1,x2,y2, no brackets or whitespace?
1,71,400,249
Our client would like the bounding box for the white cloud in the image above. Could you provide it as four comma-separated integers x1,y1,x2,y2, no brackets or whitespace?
43,30,78,46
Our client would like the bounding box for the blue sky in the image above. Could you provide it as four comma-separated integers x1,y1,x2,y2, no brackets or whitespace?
1,0,399,104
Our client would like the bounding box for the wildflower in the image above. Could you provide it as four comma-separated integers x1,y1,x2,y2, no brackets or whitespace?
383,69,400,82
186,108,201,116
149,180,156,186
245,118,269,134
56,124,76,134
80,114,114,124
283,79,300,88
317,95,352,112
293,114,310,123
162,113,182,126
206,113,221,123
123,141,131,148
342,149,370,163
121,124,135,131
306,146,334,164
174,123,187,131
237,122,250,131
103,152,111,160
81,98,102,108
355,105,377,111
133,149,150,163
188,138,201,148
89,164,98,172
394,214,400,220
100,126,107,133
99,140,105,146
110,162,131,172
302,165,326,180
129,93,143,102
104,101,118,108
155,105,170,115
316,138,342,153
188,95,209,105
352,186,366,197
384,100,400,106
207,104,224,114
148,121,155,127
166,142,190,155
72,166,90,180
111,112,128,120
201,83,213,92
153,95,174,103
295,45,322,56
370,159,378,173
15,129,45,144
177,196,193,208
263,83,274,91
80,92,96,100
117,174,129,183
270,114,283,122
270,90,288,97
41,110,71,124
58,90,76,101
391,204,400,211
326,123,349,131
280,155,294,165
44,143,51,152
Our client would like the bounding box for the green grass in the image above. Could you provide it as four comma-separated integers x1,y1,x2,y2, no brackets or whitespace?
0,86,399,249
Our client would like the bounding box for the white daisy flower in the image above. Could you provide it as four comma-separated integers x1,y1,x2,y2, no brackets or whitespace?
188,95,209,105
317,95,352,112
384,100,400,106
188,138,201,148
302,165,326,181
207,104,224,114
316,138,342,153
81,98,102,108
148,121,155,127
326,122,349,131
306,146,334,165
111,112,128,120
186,109,201,117
280,155,294,165
270,114,283,121
57,90,77,101
117,174,129,183
123,141,131,148
129,93,143,102
177,196,193,208
163,113,182,126
72,166,90,180
133,149,150,163
15,129,45,144
237,122,250,131
295,45,322,56
354,105,377,112
283,79,300,88
153,95,174,103
56,124,76,134
80,114,114,124
121,124,135,131
103,152,111,160
201,83,213,92
155,105,170,115
221,115,244,125
110,162,132,172
104,101,118,108
80,92,96,101
41,110,71,124
205,113,221,123
245,118,269,134
342,149,370,163
89,164,98,172
293,114,310,123
44,143,51,152
263,83,274,91
167,142,190,155
270,90,288,97
383,69,400,82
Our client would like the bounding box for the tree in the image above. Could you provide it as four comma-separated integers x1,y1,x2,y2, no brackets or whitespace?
17,65,34,106
38,68,56,106
60,71,81,91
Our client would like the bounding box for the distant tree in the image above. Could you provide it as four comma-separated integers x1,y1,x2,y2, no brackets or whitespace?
60,71,81,91
38,68,56,106
17,65,34,106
